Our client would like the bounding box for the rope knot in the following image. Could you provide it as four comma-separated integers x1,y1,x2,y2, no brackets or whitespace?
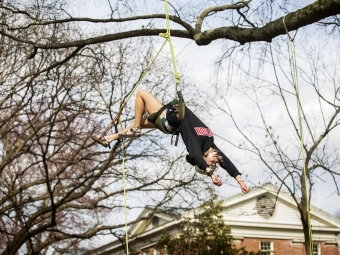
174,72,180,81
159,32,170,40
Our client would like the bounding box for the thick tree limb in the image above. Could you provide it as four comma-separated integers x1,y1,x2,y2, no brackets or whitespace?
1,0,340,49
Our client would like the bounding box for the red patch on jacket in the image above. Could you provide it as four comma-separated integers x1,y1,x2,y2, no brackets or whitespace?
194,127,213,137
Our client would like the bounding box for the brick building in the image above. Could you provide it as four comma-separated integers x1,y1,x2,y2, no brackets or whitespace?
90,183,340,255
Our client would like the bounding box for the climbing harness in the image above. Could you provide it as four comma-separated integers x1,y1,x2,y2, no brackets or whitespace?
283,16,313,255
147,90,185,146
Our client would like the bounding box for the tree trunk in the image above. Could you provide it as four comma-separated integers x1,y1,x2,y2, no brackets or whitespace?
300,174,313,255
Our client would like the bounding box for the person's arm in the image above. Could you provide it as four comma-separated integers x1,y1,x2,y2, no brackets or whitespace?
215,146,250,193
209,172,222,186
214,146,241,177
235,174,250,194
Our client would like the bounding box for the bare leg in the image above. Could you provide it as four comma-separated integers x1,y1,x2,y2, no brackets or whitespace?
132,89,163,128
105,89,163,142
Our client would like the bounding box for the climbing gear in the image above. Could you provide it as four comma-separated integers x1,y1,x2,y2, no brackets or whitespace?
147,111,171,134
151,0,185,145
175,90,185,126
147,91,185,145
118,128,141,139
149,90,185,126
91,136,111,149
160,0,180,90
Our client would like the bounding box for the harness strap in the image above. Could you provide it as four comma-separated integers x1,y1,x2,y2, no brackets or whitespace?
171,133,180,146
149,91,185,146
149,99,178,124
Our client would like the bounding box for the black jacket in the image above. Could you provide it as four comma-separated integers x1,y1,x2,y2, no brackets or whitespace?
178,107,241,178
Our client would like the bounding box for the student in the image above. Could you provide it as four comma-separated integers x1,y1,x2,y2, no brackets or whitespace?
92,89,250,194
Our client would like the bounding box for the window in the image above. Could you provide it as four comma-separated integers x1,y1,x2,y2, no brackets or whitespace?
152,216,159,227
313,244,320,255
260,242,273,255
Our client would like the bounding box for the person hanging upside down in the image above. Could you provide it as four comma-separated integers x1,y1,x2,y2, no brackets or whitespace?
92,89,250,193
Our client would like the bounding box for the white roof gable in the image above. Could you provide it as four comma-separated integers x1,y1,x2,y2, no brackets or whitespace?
129,184,340,238
129,207,180,236
89,183,340,255
219,183,340,240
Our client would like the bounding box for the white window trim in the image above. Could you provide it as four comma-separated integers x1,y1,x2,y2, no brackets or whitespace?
313,243,320,255
259,241,273,255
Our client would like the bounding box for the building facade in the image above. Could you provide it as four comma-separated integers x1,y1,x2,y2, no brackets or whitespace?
89,183,340,255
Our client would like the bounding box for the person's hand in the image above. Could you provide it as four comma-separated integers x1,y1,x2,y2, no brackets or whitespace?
211,174,222,186
239,181,250,194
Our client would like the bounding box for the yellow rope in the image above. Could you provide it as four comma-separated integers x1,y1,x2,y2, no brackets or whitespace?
283,17,313,255
115,29,168,255
117,2,180,253
160,0,181,90
120,39,168,108
99,39,168,139
119,116,130,255
117,38,169,255
117,2,181,254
